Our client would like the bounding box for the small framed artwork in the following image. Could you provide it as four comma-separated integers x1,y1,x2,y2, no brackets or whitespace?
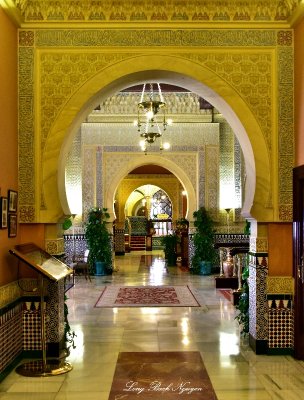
8,214,17,238
0,197,8,229
8,190,18,213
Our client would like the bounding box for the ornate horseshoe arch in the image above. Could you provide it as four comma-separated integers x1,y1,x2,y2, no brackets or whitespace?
104,154,197,221
41,55,269,221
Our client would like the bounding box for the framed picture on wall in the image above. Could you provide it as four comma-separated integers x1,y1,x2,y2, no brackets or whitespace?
8,190,18,213
8,214,17,238
0,197,8,229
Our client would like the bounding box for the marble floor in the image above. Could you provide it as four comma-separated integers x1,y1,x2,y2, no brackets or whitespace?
1,251,304,399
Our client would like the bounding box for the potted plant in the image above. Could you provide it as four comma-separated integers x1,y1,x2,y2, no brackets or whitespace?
64,294,76,356
235,254,249,335
84,207,112,275
161,234,178,266
191,207,217,275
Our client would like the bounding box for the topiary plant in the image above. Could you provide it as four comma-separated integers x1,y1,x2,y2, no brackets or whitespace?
84,207,112,274
191,207,217,274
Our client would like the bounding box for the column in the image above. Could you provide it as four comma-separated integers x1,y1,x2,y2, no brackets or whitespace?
248,222,268,354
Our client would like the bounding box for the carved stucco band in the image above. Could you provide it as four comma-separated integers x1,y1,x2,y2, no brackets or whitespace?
205,145,219,213
18,40,36,223
16,1,298,24
267,277,294,295
96,147,103,208
198,147,205,207
36,30,278,48
82,146,96,217
18,29,293,222
278,45,294,221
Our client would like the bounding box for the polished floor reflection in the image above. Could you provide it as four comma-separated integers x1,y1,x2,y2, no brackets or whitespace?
1,251,304,399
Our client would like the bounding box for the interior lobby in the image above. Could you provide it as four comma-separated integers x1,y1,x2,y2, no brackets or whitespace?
1,0,304,399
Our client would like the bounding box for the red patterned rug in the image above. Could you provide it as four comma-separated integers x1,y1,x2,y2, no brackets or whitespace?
95,285,200,307
109,352,218,399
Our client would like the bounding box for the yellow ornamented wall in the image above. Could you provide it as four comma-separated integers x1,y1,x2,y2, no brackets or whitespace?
17,27,294,225
295,17,304,167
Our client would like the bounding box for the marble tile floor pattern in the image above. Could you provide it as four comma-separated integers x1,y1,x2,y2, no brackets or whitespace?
1,251,304,399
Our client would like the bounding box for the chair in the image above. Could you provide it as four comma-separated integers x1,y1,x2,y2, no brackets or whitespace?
72,249,91,281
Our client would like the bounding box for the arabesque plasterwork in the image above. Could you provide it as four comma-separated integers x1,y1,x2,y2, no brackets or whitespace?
18,27,293,223
37,49,273,151
103,152,197,200
45,238,65,255
12,0,300,25
205,145,219,214
36,29,278,47
0,279,39,309
250,237,268,254
82,146,97,217
267,277,295,295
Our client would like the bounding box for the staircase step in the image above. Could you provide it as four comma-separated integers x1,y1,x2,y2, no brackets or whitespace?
129,235,146,251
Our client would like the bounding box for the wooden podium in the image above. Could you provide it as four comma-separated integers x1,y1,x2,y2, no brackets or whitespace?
9,243,74,377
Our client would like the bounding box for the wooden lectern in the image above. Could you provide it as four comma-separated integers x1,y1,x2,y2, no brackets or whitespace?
9,243,74,377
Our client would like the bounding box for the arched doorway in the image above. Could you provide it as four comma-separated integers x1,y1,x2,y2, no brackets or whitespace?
115,166,186,222
41,59,270,222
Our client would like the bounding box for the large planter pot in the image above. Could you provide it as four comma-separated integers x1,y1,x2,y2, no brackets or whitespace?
95,261,107,276
199,261,212,275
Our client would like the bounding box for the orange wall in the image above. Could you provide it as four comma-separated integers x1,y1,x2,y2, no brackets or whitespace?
294,17,304,167
268,223,293,276
19,224,46,249
0,8,20,285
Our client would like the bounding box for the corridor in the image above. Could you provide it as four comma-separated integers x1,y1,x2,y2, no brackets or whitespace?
1,251,304,399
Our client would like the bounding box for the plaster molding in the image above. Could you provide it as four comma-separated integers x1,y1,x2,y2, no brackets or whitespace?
9,1,302,28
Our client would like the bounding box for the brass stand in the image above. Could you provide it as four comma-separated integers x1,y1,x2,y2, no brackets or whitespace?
219,248,224,276
16,275,73,377
236,254,243,291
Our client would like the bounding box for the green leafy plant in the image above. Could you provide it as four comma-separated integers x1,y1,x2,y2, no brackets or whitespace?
84,207,112,274
244,219,251,235
235,255,249,335
161,234,179,266
64,294,76,354
191,207,217,274
162,234,178,254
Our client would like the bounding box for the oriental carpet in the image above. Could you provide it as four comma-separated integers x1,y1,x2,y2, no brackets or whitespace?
94,285,200,307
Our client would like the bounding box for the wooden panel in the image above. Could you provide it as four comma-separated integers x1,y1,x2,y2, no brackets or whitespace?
293,165,304,359
268,223,293,276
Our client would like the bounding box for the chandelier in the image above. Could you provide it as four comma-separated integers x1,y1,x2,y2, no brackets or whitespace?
136,83,171,153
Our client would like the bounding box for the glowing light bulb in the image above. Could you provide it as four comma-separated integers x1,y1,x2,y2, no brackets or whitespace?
146,110,154,120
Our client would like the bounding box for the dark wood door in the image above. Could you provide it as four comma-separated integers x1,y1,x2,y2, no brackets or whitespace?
293,165,304,359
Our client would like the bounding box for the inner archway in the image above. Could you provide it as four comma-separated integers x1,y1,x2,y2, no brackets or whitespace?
115,165,185,222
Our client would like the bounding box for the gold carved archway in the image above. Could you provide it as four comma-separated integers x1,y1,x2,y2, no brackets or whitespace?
18,29,293,224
